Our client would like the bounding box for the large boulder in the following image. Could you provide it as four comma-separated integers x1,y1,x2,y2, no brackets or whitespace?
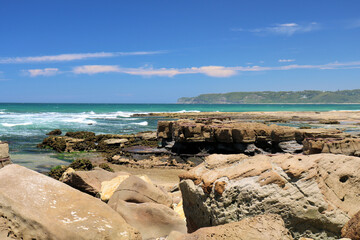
100,174,152,202
60,167,120,196
108,175,173,207
0,164,141,240
167,214,293,240
179,153,360,239
108,200,186,240
0,142,11,169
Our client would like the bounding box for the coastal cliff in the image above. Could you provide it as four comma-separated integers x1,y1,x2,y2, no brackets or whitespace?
178,89,360,104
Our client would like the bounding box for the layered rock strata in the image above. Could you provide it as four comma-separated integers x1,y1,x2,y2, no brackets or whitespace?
157,119,350,155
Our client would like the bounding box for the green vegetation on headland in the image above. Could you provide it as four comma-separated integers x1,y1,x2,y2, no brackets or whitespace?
177,89,360,104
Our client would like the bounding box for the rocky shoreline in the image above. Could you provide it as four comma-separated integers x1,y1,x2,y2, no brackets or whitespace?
1,111,360,239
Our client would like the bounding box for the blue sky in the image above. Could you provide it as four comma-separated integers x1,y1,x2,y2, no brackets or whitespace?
0,0,360,103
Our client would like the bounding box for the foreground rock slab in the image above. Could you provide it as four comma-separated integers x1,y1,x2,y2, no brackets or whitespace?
109,200,186,240
179,153,360,239
168,214,293,240
108,175,173,207
0,164,141,240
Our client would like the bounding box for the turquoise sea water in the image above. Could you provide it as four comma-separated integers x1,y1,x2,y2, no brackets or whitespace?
1,103,360,171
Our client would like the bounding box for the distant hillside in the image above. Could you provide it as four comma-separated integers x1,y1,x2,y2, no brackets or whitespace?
177,90,360,104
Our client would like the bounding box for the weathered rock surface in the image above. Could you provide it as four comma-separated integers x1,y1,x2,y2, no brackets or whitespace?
0,142,11,169
104,138,129,145
167,214,293,240
179,153,360,239
108,200,186,240
342,210,360,240
157,120,349,155
108,175,173,207
303,137,360,156
100,174,154,202
60,167,120,196
0,164,141,240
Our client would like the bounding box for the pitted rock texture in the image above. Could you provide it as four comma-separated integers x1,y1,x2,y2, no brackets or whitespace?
167,214,293,240
0,164,141,240
303,137,360,156
179,153,360,239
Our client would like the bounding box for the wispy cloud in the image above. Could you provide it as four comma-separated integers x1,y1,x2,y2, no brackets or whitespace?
26,68,59,77
278,59,295,63
347,19,360,29
232,22,319,36
0,51,164,64
72,65,237,77
25,60,360,78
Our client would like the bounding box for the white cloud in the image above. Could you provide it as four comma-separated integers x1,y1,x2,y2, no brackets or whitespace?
189,66,237,77
347,19,360,29
0,51,164,64
27,68,59,77
279,59,296,63
233,22,319,36
26,61,360,78
72,65,121,74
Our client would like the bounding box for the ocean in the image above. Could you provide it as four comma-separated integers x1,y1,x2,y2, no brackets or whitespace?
1,103,360,171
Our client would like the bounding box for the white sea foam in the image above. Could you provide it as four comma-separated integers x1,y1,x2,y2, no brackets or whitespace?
175,110,201,113
2,122,33,127
62,118,97,125
131,121,148,126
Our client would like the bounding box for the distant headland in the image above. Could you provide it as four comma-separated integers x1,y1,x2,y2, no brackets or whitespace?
177,89,360,104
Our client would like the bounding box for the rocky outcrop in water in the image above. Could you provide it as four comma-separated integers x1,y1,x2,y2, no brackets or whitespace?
179,153,360,239
157,119,350,155
38,131,158,153
0,164,141,239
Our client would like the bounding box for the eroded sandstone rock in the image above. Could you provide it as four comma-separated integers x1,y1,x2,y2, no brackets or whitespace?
108,200,186,240
303,137,360,156
157,119,349,155
179,153,360,239
60,167,120,196
108,175,173,207
167,214,293,240
0,164,141,240
0,142,11,169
